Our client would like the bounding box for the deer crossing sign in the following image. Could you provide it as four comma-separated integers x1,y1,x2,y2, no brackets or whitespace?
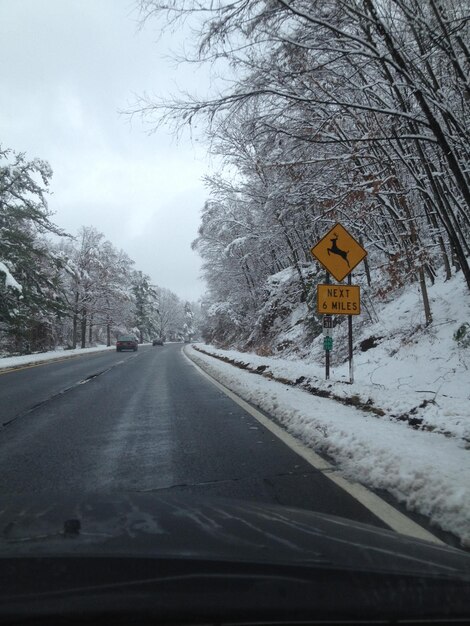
310,223,367,282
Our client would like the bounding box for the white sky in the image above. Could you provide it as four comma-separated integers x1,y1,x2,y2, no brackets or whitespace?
0,0,215,302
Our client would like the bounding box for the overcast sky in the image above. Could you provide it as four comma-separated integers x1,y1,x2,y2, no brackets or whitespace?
0,0,214,302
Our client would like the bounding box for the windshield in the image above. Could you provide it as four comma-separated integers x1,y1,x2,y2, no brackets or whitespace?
0,0,469,622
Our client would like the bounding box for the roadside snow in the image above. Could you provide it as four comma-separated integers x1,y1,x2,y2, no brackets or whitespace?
0,345,116,370
185,272,470,546
195,273,470,444
0,342,172,371
187,344,470,547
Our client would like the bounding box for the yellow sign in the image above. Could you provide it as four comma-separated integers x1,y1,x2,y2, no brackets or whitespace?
310,223,367,282
317,284,361,315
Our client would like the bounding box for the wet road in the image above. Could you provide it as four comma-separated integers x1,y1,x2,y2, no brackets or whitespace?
0,343,387,527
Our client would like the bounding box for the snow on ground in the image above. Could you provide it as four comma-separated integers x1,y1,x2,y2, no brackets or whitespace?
0,345,116,370
187,344,470,546
186,272,470,546
197,273,470,444
0,341,180,371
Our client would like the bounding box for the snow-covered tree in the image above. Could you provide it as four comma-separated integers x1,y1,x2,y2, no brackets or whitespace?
136,0,469,346
54,227,137,348
153,286,185,340
0,147,67,352
131,270,160,342
92,241,135,346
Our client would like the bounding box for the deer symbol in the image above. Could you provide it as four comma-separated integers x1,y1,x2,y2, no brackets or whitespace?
327,233,350,267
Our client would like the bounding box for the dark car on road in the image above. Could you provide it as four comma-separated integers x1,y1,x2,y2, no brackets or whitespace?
116,335,138,352
152,337,164,346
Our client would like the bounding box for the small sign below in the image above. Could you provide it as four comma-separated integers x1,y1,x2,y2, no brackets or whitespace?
323,315,333,329
323,336,333,351
311,223,367,282
323,314,333,336
317,284,361,315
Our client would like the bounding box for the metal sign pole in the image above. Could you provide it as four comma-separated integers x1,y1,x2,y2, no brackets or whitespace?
348,273,354,384
325,272,330,380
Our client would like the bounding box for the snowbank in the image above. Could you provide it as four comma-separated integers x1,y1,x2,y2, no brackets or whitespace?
186,272,470,546
187,344,470,546
0,345,115,371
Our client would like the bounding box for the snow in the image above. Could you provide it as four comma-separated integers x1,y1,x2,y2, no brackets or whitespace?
0,261,22,292
0,341,169,370
0,345,116,370
186,272,470,547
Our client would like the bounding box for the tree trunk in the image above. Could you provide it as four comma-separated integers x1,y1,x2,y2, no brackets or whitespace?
72,291,79,349
72,313,78,349
360,12,470,291
419,268,432,326
360,237,372,287
81,307,87,349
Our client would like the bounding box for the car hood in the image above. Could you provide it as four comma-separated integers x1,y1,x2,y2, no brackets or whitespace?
0,492,469,580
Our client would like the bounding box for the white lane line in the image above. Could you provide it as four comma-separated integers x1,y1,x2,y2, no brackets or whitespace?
183,347,445,546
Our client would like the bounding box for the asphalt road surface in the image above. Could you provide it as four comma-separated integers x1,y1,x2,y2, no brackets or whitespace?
0,344,398,529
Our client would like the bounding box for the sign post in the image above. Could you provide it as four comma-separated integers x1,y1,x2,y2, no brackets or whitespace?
310,223,367,383
325,273,330,380
348,274,354,384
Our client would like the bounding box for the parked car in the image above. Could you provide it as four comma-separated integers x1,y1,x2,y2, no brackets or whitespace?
116,335,138,352
152,338,164,346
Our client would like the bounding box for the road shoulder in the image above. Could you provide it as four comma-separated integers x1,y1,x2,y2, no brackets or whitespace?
184,344,468,549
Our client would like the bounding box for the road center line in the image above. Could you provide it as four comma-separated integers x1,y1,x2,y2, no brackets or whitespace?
183,347,445,546
2,360,128,427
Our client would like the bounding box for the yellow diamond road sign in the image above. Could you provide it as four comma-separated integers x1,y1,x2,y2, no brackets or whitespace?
310,223,367,282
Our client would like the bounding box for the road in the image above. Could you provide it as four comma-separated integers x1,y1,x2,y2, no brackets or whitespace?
0,343,426,534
